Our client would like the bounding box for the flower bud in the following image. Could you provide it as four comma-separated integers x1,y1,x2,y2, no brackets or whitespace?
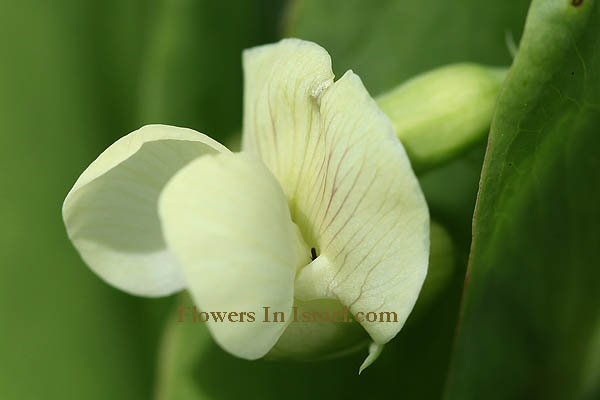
377,63,508,173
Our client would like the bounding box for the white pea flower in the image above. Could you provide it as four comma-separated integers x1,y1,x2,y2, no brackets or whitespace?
62,39,429,371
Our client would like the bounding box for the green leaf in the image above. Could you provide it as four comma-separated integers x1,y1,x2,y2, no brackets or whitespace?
0,1,169,399
445,1,600,398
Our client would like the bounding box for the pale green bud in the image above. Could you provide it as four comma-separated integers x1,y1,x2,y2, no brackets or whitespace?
377,63,508,173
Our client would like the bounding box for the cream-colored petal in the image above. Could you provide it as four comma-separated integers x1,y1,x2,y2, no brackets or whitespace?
158,153,309,360
62,125,228,297
242,38,334,204
295,71,430,345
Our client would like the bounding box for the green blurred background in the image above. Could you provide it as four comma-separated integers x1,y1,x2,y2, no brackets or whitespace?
2,0,598,399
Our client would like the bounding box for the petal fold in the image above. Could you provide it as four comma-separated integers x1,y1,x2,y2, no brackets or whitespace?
242,38,334,203
158,152,309,359
62,125,227,296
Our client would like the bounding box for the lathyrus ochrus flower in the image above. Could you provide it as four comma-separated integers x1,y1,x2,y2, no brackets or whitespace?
62,39,430,372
